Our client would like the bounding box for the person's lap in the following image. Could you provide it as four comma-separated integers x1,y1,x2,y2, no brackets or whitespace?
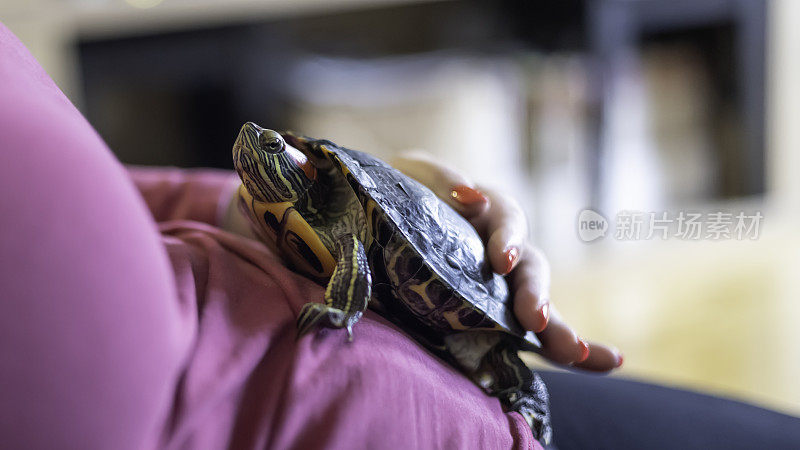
0,24,540,449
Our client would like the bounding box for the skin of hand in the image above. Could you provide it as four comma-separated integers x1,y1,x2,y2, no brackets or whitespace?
222,147,622,372
391,151,623,372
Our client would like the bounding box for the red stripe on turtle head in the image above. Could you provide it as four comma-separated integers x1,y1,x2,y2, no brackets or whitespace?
286,145,318,181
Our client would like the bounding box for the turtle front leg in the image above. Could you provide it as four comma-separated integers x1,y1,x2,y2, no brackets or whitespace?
473,341,553,445
296,234,372,340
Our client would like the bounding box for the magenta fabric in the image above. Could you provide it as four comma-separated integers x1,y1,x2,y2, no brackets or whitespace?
0,23,185,450
0,23,542,450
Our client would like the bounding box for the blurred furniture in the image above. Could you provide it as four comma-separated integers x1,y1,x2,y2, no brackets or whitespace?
74,0,767,203
586,0,767,203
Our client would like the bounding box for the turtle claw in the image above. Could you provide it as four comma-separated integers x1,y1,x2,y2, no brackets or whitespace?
296,303,363,340
296,303,330,338
296,314,318,340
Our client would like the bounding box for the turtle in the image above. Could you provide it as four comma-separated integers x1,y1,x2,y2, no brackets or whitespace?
232,122,552,443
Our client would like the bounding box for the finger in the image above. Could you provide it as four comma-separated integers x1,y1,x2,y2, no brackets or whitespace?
535,306,588,366
473,189,528,274
536,307,623,371
571,342,624,372
511,244,550,333
391,151,489,218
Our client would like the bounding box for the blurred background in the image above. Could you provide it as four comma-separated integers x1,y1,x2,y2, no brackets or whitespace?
4,0,799,415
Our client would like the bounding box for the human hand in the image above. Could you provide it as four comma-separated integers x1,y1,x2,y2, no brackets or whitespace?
392,151,623,372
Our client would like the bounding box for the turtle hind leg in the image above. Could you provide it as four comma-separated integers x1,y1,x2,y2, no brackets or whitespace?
474,340,553,445
296,234,371,341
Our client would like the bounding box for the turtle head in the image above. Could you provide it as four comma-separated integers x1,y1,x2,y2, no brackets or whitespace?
233,122,317,203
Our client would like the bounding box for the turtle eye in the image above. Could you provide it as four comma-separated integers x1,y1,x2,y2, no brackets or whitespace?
259,133,285,153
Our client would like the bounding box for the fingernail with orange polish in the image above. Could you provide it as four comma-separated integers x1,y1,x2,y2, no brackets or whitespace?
534,302,550,333
576,338,590,363
503,246,519,274
450,185,488,207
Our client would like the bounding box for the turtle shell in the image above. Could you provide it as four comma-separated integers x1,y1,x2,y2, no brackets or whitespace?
286,135,541,350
